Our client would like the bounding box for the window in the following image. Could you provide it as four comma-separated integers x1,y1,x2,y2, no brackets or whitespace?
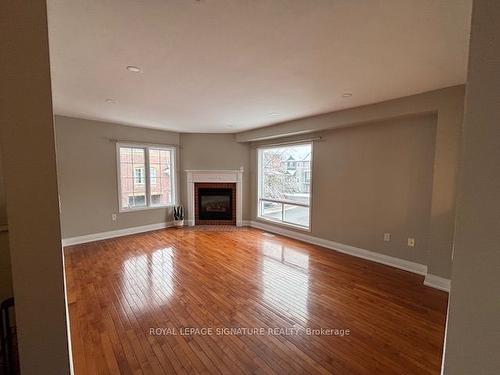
117,144,176,211
257,143,312,229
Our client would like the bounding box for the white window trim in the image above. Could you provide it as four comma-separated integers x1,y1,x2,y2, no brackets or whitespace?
116,142,177,213
256,141,313,230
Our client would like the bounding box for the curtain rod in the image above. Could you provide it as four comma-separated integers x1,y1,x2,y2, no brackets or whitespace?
251,137,322,148
106,138,182,148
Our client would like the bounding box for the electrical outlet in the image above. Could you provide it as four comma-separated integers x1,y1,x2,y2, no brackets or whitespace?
383,233,391,242
112,214,117,221
408,238,415,247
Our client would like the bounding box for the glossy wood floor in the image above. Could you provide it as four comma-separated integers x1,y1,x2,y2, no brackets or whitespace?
64,227,448,375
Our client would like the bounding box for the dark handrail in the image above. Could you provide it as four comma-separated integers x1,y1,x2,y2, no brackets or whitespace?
0,297,17,375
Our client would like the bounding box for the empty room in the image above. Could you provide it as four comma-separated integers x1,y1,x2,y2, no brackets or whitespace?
1,1,499,374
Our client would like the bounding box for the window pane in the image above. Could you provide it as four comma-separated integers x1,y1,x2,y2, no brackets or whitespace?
149,149,159,163
134,167,145,184
129,195,146,207
258,143,312,227
120,147,146,208
132,148,145,163
260,201,283,221
283,204,310,227
120,147,132,163
133,183,146,197
260,144,311,203
121,177,134,208
119,145,175,210
150,167,158,185
149,148,172,206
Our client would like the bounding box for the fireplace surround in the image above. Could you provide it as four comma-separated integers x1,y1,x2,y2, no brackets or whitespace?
185,169,243,226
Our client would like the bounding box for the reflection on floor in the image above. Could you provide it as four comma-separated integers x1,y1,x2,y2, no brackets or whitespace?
64,227,448,374
262,241,309,322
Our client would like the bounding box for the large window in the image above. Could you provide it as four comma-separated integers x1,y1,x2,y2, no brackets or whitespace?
257,142,312,229
117,144,176,211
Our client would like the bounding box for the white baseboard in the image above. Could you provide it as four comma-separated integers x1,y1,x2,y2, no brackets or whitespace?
248,220,428,276
62,221,173,246
424,274,451,292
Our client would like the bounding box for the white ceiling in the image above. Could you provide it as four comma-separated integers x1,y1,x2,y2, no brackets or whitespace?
47,0,472,133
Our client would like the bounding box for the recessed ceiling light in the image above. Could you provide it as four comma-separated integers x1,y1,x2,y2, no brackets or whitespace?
105,98,117,104
269,112,280,116
342,93,352,98
126,65,142,73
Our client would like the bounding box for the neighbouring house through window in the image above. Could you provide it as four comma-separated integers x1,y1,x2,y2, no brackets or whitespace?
128,195,145,206
257,142,312,229
150,167,158,185
117,144,176,211
134,167,145,184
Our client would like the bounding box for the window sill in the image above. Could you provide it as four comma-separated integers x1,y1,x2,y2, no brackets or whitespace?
256,216,311,233
119,205,173,213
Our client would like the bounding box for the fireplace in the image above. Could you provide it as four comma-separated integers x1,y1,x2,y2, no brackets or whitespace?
194,183,236,225
186,169,243,226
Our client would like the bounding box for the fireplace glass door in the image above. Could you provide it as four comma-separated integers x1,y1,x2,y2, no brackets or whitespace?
198,188,233,221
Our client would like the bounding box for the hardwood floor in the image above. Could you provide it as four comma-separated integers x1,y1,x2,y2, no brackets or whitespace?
64,227,448,374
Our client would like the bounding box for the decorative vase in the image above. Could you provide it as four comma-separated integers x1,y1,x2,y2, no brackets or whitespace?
173,206,184,227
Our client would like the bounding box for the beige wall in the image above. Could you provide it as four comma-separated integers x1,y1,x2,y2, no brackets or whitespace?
55,116,180,238
427,91,465,279
239,86,464,278
179,133,251,221
0,0,71,372
55,119,253,238
443,0,500,373
57,107,452,277
250,114,437,266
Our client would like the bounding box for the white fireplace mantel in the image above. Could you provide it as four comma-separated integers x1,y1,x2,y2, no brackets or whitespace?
185,168,244,226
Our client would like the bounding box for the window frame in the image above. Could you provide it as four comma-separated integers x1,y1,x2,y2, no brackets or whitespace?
116,142,177,212
257,141,313,231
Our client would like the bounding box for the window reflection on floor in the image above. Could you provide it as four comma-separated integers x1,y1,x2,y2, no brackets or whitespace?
121,247,175,313
261,240,309,322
